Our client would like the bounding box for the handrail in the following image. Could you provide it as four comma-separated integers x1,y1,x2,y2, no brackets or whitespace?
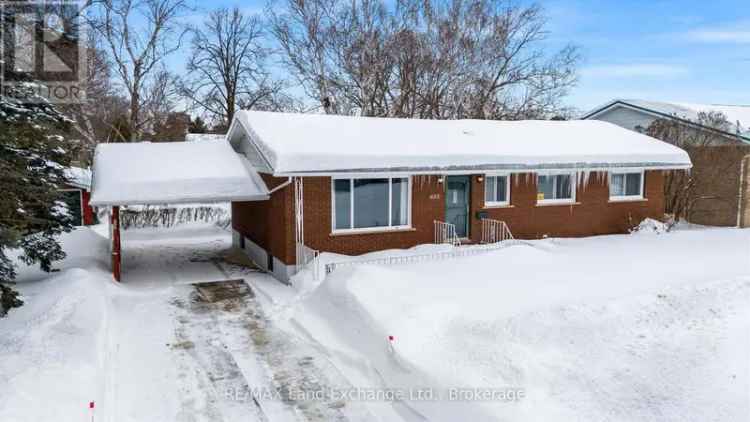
481,218,514,244
434,220,461,246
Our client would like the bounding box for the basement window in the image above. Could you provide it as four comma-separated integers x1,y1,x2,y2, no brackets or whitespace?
332,177,411,232
537,173,575,204
610,171,644,200
484,175,510,206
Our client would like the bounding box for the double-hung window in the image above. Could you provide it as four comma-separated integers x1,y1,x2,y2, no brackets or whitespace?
332,177,411,232
537,173,575,204
484,175,510,206
609,170,644,200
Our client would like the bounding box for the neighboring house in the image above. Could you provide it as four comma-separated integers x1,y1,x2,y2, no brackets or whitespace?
583,99,750,227
61,166,95,226
223,111,690,282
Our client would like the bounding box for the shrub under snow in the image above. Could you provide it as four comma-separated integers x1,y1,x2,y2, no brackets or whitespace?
631,218,670,235
119,203,230,229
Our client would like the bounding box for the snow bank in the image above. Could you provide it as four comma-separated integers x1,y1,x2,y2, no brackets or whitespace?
231,110,692,174
0,270,110,422
630,217,669,234
279,227,750,420
90,140,269,206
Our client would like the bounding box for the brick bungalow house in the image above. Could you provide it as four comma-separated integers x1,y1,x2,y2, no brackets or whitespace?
582,99,750,227
225,111,691,281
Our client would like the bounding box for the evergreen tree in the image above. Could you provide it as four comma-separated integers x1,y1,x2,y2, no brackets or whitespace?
188,116,208,134
0,70,77,316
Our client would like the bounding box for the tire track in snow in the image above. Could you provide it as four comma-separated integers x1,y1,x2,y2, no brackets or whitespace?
172,290,271,422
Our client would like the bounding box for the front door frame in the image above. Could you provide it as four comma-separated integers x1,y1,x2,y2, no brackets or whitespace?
445,175,471,239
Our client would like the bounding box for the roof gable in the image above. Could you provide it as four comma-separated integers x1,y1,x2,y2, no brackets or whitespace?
583,99,750,143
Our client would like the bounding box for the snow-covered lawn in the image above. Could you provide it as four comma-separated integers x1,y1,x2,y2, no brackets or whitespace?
271,225,750,421
2,223,749,421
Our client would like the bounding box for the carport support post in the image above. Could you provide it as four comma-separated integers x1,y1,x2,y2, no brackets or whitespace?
111,206,121,282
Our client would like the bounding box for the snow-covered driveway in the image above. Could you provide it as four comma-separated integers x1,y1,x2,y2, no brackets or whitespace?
0,223,369,422
1,225,292,422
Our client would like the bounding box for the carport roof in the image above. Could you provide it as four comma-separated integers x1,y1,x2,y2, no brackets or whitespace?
90,140,269,206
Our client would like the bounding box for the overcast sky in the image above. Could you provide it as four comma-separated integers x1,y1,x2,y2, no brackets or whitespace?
174,0,749,113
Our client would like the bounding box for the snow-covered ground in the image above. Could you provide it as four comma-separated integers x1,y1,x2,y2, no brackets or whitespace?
2,223,749,421
0,224,286,422
265,224,750,421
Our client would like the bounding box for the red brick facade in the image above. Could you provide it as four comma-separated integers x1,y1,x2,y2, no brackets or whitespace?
232,171,665,265
232,174,296,265
471,171,664,239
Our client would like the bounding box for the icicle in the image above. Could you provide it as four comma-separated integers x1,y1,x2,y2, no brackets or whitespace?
581,170,591,188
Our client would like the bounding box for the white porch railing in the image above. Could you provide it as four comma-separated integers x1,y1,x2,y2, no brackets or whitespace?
481,218,514,244
434,220,461,246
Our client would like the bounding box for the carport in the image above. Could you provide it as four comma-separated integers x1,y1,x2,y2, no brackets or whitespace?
89,139,269,281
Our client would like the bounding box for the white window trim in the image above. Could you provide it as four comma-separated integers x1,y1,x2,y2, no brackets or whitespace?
484,174,511,207
537,172,577,205
609,170,645,201
331,176,412,233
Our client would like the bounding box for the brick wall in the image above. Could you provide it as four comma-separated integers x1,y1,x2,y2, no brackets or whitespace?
469,171,664,240
233,171,667,265
232,174,296,264
684,146,750,226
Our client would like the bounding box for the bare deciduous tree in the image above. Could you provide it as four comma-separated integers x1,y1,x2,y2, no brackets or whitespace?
269,0,579,119
88,0,189,141
62,32,130,159
142,70,181,131
180,7,283,126
646,112,741,221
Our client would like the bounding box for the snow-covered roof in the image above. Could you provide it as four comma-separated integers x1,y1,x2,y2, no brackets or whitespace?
185,133,225,142
584,99,750,141
228,111,691,175
63,166,91,190
90,140,269,206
